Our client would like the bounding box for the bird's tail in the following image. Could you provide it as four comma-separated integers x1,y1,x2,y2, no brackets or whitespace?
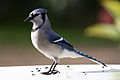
73,49,107,67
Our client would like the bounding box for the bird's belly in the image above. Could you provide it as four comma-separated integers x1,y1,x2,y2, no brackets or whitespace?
31,31,62,59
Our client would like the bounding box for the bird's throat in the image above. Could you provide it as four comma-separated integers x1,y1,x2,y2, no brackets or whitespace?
32,21,45,32
32,25,42,32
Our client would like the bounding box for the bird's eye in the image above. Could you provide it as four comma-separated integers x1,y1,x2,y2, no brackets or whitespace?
34,13,39,16
31,13,39,18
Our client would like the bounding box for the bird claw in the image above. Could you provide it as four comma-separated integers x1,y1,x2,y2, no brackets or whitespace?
41,71,52,75
52,70,60,74
41,70,60,75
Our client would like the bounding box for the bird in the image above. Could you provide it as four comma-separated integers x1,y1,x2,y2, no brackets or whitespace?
24,8,107,75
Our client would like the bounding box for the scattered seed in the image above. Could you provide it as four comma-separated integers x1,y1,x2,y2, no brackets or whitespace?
32,74,35,76
45,67,48,69
102,71,104,72
82,72,85,73
67,66,70,68
82,72,87,75
36,68,39,70
38,70,41,72
31,71,34,72
102,66,104,68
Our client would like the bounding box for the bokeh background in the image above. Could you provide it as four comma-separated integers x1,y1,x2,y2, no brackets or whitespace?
0,0,120,66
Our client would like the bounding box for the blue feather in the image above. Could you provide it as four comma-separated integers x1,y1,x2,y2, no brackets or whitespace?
46,31,74,51
54,39,74,51
32,8,47,14
74,49,107,67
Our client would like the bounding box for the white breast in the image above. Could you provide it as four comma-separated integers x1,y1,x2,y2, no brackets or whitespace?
31,31,39,51
31,30,54,59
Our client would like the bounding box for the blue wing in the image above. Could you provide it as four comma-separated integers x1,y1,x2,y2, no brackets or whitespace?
53,38,74,51
46,31,74,51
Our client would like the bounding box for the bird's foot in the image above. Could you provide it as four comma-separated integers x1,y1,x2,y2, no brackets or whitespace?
52,70,60,74
41,70,60,75
41,71,52,75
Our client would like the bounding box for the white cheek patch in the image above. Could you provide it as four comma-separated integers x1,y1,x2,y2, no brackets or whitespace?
35,14,42,20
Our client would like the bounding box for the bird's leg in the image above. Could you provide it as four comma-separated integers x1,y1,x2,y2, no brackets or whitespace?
41,61,60,75
51,62,60,74
48,61,55,72
41,61,55,75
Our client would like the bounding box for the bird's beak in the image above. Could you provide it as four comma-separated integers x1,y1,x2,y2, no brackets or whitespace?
24,16,33,22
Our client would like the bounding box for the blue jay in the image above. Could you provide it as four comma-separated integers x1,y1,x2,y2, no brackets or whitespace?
25,8,107,75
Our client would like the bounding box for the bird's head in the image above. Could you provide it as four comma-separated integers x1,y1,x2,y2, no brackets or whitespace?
24,8,47,25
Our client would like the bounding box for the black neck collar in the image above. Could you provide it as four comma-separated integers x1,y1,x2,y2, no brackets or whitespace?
32,25,42,32
32,13,46,32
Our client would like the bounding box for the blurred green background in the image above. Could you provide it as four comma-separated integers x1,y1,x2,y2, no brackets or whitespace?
0,0,120,66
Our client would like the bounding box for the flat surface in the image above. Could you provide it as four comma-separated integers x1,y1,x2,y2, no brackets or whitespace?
0,65,120,80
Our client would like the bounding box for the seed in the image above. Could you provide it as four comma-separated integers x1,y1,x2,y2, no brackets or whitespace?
32,74,35,76
38,70,41,72
67,66,70,68
83,72,85,73
45,67,48,69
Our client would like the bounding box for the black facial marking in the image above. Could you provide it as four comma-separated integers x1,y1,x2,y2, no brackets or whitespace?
31,13,46,32
31,13,39,19
41,13,46,24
